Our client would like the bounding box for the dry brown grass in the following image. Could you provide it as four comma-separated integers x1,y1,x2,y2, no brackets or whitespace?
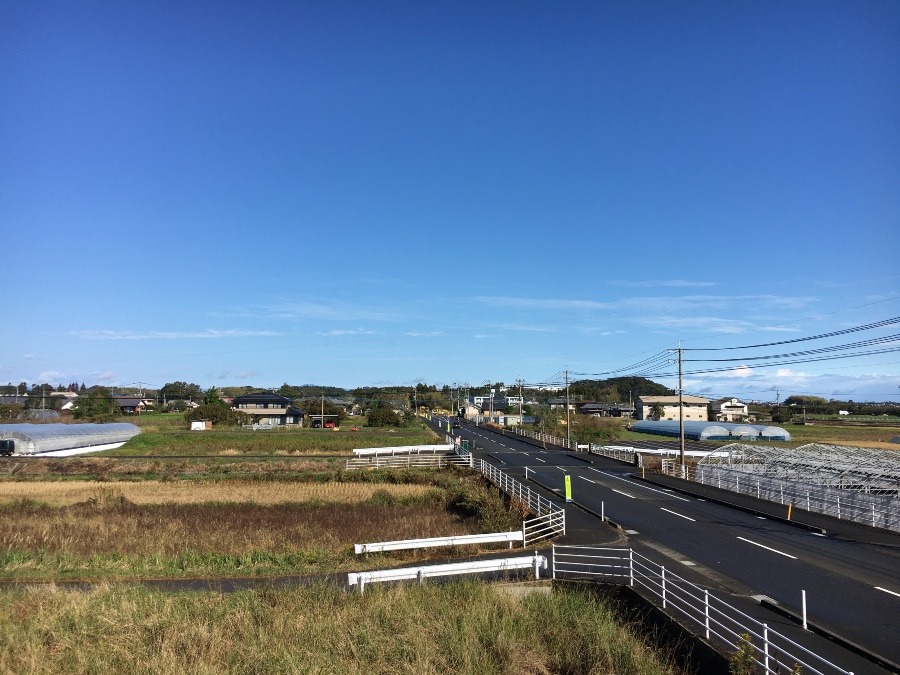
0,480,432,506
0,470,524,580
0,583,683,675
0,500,472,557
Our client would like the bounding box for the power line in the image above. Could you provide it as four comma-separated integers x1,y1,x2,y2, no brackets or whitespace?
684,334,900,363
684,317,900,351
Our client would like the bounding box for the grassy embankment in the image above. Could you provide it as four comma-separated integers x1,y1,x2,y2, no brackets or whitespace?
0,582,683,675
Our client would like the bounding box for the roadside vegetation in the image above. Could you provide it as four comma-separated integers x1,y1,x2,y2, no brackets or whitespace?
0,581,683,675
0,469,524,581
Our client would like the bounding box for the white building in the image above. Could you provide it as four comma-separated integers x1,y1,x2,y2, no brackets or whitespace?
711,397,749,422
636,395,709,422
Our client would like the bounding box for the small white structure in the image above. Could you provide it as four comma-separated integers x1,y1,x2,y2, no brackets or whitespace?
190,420,212,431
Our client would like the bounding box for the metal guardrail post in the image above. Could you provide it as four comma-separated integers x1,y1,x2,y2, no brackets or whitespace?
661,566,667,609
629,549,634,587
704,590,710,639
763,623,770,672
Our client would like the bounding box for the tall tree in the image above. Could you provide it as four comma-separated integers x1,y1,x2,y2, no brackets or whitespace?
160,381,202,402
73,387,120,422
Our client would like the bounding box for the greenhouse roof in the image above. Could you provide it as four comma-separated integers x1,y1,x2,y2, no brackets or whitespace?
0,423,140,455
632,420,790,441
696,443,900,492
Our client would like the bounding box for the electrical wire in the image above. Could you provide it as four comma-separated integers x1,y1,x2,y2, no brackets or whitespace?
684,317,900,351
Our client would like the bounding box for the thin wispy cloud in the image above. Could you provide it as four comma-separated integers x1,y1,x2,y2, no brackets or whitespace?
475,294,816,315
219,301,395,322
316,328,378,336
406,331,443,337
474,296,612,311
622,295,817,313
73,329,279,340
633,316,754,334
612,279,717,288
491,323,558,333
209,369,258,380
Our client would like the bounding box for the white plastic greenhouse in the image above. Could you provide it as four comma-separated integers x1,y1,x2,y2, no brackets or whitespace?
0,423,140,455
632,420,790,441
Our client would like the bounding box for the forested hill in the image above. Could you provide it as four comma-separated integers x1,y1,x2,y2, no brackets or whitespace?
567,377,673,403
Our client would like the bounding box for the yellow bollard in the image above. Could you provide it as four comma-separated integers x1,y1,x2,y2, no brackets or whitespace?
787,502,793,520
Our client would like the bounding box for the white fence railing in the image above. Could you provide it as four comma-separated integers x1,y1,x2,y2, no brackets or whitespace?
696,465,900,533
510,427,576,450
348,553,548,593
352,444,453,456
478,459,566,545
346,454,472,470
588,444,639,464
552,545,855,675
355,531,523,554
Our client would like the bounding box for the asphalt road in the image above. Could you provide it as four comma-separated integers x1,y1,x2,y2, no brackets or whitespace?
435,418,900,670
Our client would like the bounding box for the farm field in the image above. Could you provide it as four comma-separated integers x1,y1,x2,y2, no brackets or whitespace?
0,581,683,675
0,469,521,582
105,415,441,457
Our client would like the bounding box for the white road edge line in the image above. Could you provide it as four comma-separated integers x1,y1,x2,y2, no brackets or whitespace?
612,489,635,499
736,536,797,559
578,476,596,484
875,586,900,599
661,507,696,522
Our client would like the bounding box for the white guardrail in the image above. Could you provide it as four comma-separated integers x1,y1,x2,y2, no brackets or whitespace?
478,459,566,545
552,545,855,675
349,553,547,594
352,444,453,456
355,531,524,554
346,454,472,470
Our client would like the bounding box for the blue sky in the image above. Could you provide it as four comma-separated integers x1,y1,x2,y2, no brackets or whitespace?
2,1,899,401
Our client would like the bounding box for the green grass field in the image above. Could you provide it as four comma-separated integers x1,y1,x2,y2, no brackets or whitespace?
107,416,441,457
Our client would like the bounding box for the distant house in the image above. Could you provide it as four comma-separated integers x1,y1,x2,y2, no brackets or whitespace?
49,391,78,413
232,392,304,427
636,395,709,422
710,398,749,422
575,402,635,418
113,396,147,415
547,397,576,411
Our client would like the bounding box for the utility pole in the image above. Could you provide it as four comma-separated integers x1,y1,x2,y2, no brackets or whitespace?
516,378,524,427
678,346,685,469
565,369,571,448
